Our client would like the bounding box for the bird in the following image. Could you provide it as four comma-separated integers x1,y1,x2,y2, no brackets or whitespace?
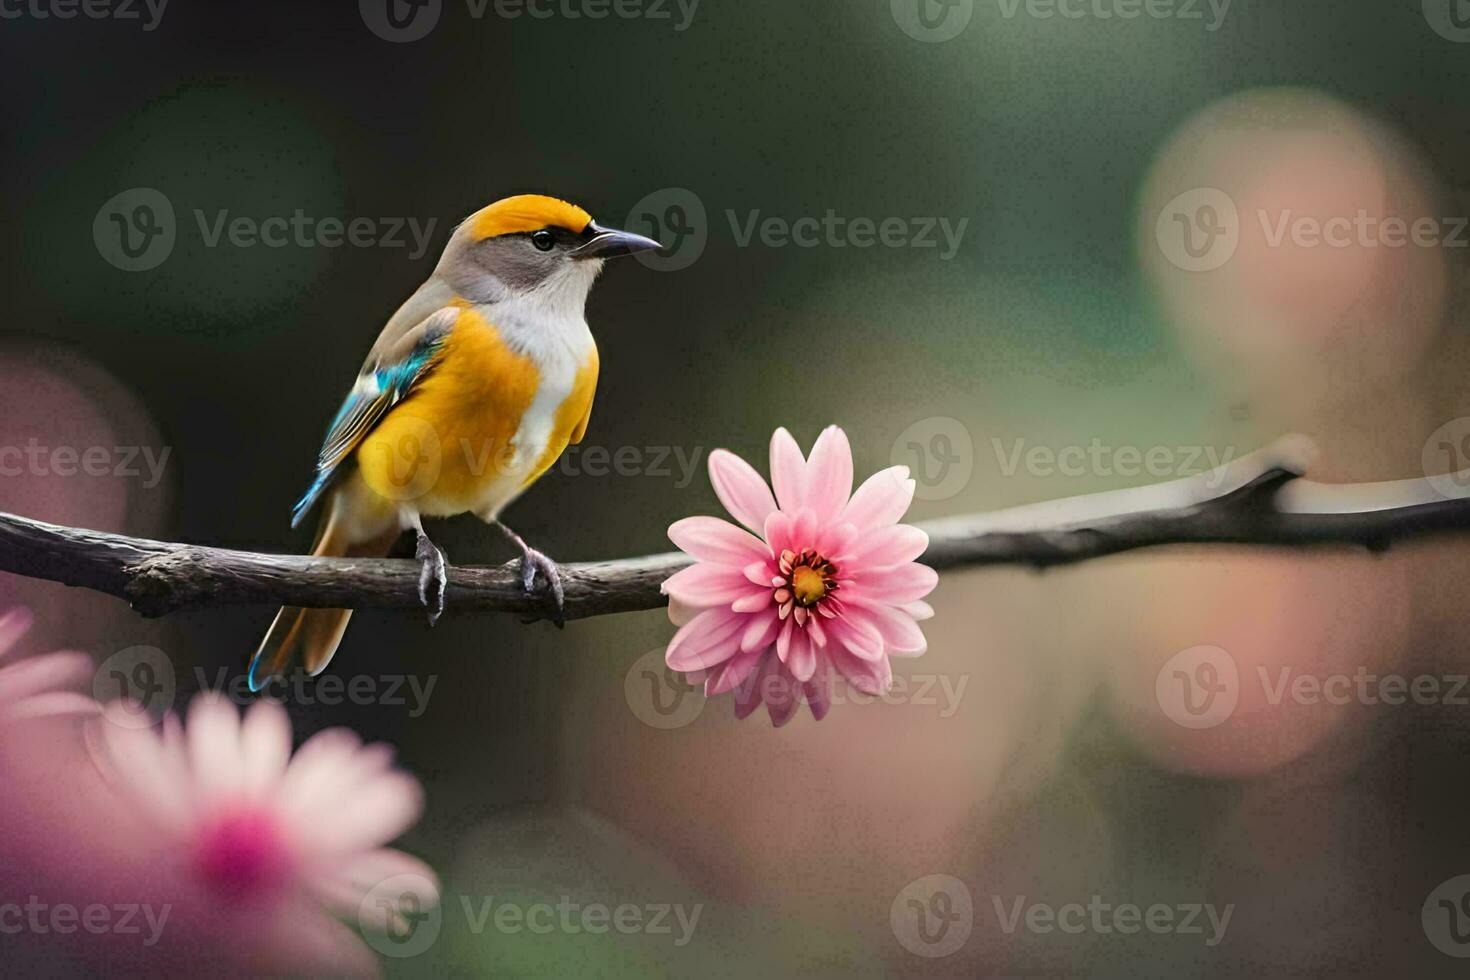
247,194,661,693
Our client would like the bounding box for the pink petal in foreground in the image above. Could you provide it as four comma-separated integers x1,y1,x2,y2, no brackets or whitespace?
2,690,101,721
0,651,94,703
707,449,778,532
0,607,35,662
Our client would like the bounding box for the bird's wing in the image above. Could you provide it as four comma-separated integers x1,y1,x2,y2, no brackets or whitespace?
290,306,459,527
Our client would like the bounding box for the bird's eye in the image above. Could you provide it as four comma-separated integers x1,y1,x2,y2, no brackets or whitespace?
531,230,555,252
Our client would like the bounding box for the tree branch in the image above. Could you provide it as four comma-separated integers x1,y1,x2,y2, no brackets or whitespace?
2,436,1468,621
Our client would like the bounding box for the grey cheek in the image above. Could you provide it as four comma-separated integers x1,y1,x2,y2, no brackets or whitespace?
477,239,560,291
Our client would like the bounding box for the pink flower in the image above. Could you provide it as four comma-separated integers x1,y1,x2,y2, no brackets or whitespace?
0,606,100,723
94,693,439,971
661,426,937,726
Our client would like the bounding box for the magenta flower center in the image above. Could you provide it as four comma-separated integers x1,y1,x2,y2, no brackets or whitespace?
194,807,290,897
775,548,840,612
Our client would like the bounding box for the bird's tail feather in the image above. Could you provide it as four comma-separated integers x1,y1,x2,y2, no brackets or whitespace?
247,502,397,693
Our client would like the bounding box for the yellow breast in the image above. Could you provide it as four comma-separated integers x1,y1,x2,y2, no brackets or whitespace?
353,307,598,517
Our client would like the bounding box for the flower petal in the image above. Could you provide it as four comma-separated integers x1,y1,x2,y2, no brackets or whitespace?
666,608,745,672
845,596,928,655
839,466,916,530
187,693,244,802
707,449,778,533
787,629,816,682
0,651,93,705
769,427,807,512
826,612,886,662
763,510,796,555
704,646,766,696
0,607,34,662
845,524,929,568
239,698,293,798
803,426,854,521
1,690,101,722
740,613,780,653
803,659,832,721
901,600,935,622
830,646,893,696
661,563,758,606
849,562,939,604
732,590,773,613
668,516,771,566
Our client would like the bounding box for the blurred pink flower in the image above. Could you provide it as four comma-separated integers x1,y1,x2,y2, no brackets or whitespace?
661,426,937,726
0,607,100,723
94,694,439,969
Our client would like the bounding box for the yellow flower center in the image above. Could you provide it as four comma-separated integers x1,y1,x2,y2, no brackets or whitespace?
790,565,829,606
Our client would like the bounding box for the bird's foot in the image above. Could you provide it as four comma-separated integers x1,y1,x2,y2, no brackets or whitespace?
497,522,565,626
415,529,448,627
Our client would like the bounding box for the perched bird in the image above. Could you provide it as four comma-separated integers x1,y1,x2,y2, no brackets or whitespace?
248,194,661,692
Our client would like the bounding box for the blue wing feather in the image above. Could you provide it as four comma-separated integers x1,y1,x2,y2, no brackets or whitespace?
289,311,455,527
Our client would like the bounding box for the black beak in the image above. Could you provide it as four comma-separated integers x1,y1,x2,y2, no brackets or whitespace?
570,221,663,260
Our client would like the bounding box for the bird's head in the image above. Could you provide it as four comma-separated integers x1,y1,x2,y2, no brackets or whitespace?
438,194,662,306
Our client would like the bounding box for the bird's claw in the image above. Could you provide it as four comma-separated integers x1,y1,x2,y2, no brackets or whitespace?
517,547,565,627
415,531,448,627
